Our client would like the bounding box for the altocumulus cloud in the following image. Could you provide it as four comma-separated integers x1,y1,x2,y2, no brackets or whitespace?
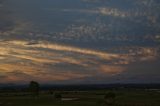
0,0,160,84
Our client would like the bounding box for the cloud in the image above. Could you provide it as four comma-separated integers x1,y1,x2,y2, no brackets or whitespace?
99,65,125,75
0,0,160,84
0,39,159,83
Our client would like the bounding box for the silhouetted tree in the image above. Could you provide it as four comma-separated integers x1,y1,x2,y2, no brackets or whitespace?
104,92,116,105
54,92,62,100
49,90,54,95
29,81,40,97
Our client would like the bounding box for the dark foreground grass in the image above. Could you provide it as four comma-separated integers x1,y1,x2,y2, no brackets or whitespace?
0,89,160,106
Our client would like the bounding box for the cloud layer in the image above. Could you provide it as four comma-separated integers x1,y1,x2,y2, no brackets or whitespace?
0,0,160,84
0,40,159,84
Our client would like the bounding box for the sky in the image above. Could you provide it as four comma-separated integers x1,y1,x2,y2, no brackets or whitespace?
0,0,160,84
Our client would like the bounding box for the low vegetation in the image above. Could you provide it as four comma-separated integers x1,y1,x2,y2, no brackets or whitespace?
0,82,160,106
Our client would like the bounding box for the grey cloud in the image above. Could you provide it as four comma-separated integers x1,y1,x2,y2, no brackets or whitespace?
0,0,160,84
0,1,14,32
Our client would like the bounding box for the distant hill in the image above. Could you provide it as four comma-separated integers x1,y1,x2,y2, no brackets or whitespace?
1,83,160,91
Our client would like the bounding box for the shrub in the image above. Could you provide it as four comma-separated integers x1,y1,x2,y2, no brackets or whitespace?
54,93,62,99
104,91,116,105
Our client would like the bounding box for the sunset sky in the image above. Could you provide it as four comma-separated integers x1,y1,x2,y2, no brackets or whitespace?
0,0,160,84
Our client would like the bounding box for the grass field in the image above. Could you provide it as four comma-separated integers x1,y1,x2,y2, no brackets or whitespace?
0,89,160,106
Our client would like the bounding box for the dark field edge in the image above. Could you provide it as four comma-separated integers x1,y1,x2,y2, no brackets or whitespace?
1,83,160,91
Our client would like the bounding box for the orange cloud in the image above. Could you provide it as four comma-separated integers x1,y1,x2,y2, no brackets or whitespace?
0,40,159,83
99,65,126,75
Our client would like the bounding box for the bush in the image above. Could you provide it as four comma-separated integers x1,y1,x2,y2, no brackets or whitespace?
104,92,116,105
29,81,40,97
54,93,62,99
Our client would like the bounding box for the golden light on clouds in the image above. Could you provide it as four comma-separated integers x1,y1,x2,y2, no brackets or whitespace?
99,65,125,75
1,0,160,84
0,40,159,83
